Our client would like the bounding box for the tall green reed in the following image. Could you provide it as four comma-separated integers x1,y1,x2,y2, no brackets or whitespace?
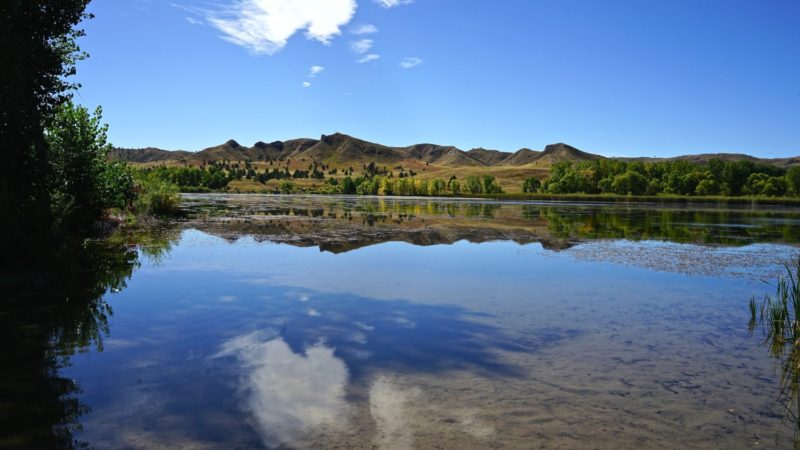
750,258,800,445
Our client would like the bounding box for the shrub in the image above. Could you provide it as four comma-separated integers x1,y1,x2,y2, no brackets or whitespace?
134,175,179,215
279,180,295,194
47,102,135,225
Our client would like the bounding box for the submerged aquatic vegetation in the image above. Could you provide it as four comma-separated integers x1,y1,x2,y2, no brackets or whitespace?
749,257,800,446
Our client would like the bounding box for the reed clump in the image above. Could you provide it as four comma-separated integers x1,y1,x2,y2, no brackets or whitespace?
749,258,800,445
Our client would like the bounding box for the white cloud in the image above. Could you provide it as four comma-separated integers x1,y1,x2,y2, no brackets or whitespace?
206,0,357,55
399,57,422,69
357,54,380,63
307,308,320,316
351,24,378,35
308,66,324,77
375,0,413,8
302,81,312,88
350,38,373,54
215,333,350,447
186,16,203,25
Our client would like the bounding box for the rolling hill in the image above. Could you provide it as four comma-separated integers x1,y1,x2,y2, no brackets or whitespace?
110,133,602,168
110,132,798,169
108,147,192,163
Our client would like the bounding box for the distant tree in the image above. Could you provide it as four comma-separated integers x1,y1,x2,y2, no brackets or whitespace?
357,177,380,195
744,173,770,196
365,162,378,176
522,176,540,193
786,166,800,196
695,179,719,196
646,179,663,196
465,176,483,194
428,178,446,196
611,170,647,195
722,161,753,196
482,175,503,194
341,177,357,194
447,176,461,195
279,180,295,194
762,177,787,197
379,177,393,195
414,179,429,196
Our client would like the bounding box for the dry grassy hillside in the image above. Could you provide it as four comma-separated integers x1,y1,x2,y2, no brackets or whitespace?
112,132,798,193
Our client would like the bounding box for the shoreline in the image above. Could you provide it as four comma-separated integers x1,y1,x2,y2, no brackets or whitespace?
178,189,800,208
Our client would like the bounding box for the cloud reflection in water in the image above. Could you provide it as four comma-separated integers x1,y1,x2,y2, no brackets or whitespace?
215,331,350,447
369,376,421,450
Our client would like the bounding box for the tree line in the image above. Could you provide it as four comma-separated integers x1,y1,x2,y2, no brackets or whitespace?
142,164,505,197
522,159,800,197
334,174,502,196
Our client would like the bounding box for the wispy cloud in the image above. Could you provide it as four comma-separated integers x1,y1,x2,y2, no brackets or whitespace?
357,54,380,63
350,39,373,54
399,57,422,69
302,81,312,88
185,16,203,25
308,65,324,77
375,0,413,8
351,24,378,35
205,0,357,55
350,31,379,64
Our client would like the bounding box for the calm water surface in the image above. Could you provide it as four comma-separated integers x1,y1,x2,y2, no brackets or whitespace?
4,194,800,449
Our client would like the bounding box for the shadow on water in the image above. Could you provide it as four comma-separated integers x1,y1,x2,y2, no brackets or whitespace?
290,297,558,379
193,278,572,380
0,226,179,449
187,277,579,447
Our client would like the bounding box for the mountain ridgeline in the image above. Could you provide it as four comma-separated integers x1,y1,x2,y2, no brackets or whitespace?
109,133,592,167
109,132,799,168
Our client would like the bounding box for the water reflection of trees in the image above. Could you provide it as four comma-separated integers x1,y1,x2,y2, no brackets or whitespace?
0,228,178,449
184,196,800,251
524,205,800,246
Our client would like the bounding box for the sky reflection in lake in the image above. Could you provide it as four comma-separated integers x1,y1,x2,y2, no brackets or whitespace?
214,333,349,447
56,195,800,448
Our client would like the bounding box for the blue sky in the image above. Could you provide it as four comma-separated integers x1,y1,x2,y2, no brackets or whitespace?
75,0,799,157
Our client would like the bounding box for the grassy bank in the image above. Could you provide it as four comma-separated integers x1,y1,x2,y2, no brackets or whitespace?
460,192,800,207
183,185,800,207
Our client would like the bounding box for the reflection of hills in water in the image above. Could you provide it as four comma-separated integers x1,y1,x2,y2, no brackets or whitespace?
4,197,798,448
178,194,800,253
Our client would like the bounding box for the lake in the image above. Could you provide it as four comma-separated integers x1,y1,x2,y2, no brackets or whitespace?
3,194,800,449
